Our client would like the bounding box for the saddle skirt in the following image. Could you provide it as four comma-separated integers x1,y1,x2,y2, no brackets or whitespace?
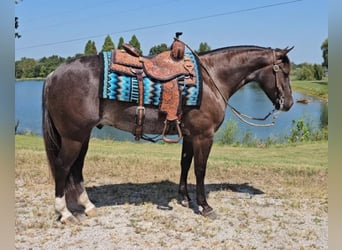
100,50,202,107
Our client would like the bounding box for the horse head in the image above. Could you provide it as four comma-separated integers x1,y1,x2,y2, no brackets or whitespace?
247,47,294,111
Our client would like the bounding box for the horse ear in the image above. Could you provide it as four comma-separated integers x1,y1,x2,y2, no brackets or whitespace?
283,46,294,55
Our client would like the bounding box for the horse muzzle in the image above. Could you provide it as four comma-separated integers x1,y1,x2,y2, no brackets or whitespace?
275,96,293,111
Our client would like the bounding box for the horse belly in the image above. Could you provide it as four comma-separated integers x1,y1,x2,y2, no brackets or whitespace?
99,101,167,135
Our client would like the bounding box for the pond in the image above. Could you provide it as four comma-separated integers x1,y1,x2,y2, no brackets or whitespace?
15,80,327,142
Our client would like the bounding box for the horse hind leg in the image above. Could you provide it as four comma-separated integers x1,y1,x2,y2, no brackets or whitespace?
70,136,97,217
77,185,97,217
54,137,84,223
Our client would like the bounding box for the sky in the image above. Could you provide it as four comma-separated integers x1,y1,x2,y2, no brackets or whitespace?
15,0,328,64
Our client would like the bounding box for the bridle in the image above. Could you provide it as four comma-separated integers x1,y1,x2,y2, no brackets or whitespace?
190,46,287,127
272,49,286,111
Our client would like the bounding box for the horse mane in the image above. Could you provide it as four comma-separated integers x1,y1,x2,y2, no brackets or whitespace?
198,45,273,56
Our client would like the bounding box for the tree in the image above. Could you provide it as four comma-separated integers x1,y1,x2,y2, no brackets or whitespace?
117,37,125,50
296,63,314,81
84,40,97,55
321,38,328,69
15,55,67,79
15,61,23,78
313,64,323,80
197,42,211,53
66,53,84,62
148,43,169,56
129,35,142,55
16,57,37,78
102,35,115,52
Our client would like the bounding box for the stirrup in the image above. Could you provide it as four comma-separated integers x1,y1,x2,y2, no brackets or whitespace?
162,120,182,143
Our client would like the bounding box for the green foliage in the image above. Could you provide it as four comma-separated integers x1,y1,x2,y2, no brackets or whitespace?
15,58,36,78
84,40,97,55
66,53,84,62
291,37,328,80
288,119,311,143
217,115,327,147
217,119,238,145
15,55,66,79
290,80,328,100
102,35,115,52
313,64,324,80
117,37,125,50
292,63,323,81
197,42,211,53
321,38,328,69
129,35,142,55
149,43,169,56
241,130,258,147
295,63,315,80
15,56,61,78
287,117,328,143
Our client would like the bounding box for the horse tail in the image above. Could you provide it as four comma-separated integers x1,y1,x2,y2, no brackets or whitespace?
42,72,60,179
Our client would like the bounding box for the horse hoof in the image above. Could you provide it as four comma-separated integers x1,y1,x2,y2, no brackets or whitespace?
60,215,80,224
202,208,217,219
85,207,98,217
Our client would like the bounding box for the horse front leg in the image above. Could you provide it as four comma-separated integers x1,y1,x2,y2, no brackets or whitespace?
193,135,214,217
179,136,193,207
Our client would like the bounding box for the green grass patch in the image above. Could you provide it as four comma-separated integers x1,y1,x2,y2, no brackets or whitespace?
15,134,45,151
291,80,328,100
15,134,327,200
16,135,327,170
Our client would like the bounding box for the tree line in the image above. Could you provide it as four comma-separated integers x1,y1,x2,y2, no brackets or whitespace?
15,34,328,81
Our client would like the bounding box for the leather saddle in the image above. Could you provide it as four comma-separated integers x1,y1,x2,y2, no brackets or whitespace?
108,33,196,143
110,44,196,84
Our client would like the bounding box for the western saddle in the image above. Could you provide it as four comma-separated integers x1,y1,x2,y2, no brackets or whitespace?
109,32,197,143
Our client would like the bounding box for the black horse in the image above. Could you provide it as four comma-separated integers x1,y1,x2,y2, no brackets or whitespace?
42,44,293,223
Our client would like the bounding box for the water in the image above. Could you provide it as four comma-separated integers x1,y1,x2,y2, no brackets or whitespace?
222,83,328,141
15,80,327,141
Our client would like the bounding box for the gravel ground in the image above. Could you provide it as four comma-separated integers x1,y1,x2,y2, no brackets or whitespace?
15,179,327,249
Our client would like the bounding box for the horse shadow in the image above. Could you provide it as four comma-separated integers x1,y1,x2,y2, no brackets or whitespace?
85,180,264,214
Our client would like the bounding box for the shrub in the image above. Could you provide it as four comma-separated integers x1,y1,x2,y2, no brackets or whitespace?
286,118,328,143
217,119,238,145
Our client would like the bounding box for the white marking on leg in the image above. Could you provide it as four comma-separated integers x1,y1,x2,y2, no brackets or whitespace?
55,196,73,221
77,190,96,214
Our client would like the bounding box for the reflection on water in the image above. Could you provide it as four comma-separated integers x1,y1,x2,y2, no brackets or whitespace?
15,81,328,141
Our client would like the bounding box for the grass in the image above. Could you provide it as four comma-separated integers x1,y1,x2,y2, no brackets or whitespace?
291,79,328,100
16,134,328,169
16,134,327,170
15,134,327,198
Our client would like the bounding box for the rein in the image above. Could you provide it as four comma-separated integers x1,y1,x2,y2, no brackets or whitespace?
184,42,282,127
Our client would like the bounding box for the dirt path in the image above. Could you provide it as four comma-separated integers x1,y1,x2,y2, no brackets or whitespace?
15,179,327,249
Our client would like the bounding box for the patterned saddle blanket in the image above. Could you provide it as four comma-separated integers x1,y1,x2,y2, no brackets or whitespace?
100,50,202,107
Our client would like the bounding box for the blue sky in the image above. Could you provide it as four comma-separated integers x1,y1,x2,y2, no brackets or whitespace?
15,0,327,64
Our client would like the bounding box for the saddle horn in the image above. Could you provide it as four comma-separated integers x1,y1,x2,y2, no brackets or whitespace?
171,32,185,60
175,32,183,39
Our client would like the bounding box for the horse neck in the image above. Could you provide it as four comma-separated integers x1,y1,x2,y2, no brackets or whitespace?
199,47,273,98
